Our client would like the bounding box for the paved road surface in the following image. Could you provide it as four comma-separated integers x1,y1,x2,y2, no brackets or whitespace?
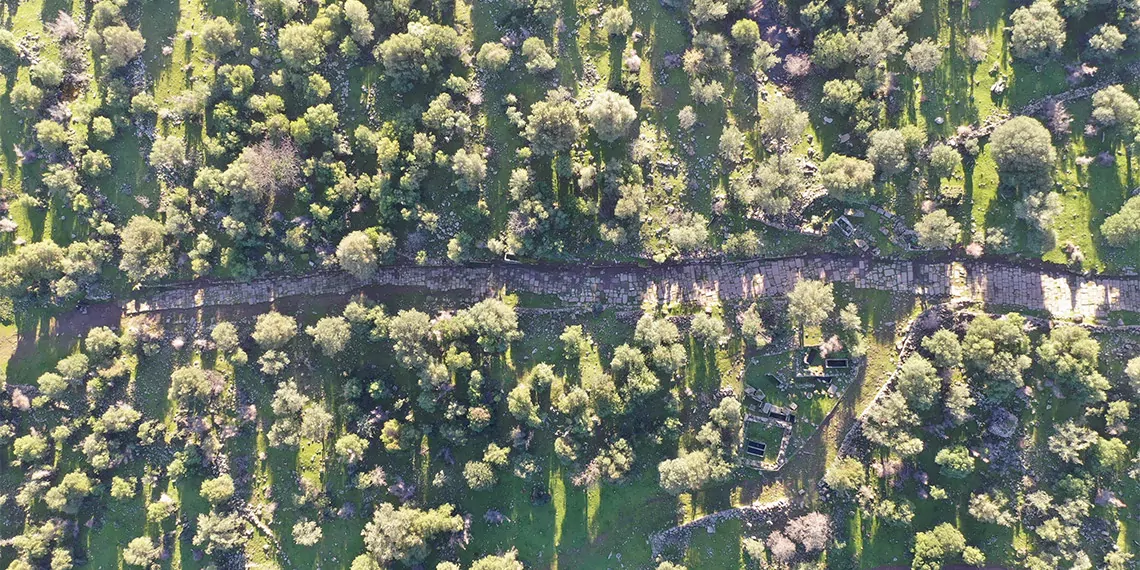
123,256,1140,321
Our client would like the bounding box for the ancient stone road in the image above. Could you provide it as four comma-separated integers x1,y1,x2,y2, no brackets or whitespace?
124,256,1140,320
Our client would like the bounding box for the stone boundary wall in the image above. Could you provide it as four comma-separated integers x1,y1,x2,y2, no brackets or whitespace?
648,498,791,557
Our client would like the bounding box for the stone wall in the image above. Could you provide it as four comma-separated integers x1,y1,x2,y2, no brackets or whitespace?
648,498,791,557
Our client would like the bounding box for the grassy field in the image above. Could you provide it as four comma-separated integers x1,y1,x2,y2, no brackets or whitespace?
4,0,1133,269
0,272,932,569
0,291,743,568
5,0,1140,565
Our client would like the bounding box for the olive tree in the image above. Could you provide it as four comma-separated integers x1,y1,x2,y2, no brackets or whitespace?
13,433,49,462
293,519,324,546
360,503,464,566
585,90,636,142
193,511,247,554
252,311,298,350
820,154,874,202
896,354,940,410
1037,325,1108,402
335,434,369,463
915,209,961,249
1010,0,1065,60
964,34,989,64
373,23,460,90
119,216,171,283
452,148,487,191
690,312,726,346
601,6,633,35
344,0,374,46
279,22,325,70
759,97,808,151
337,231,379,279
471,552,525,570
122,536,161,567
212,322,241,353
867,129,909,176
934,445,975,478
307,316,352,356
1127,356,1140,393
989,116,1055,191
785,512,831,552
905,38,942,73
201,17,239,55
199,474,235,505
922,329,961,368
928,144,961,178
521,37,557,74
1088,24,1126,59
823,457,866,494
659,450,719,494
787,279,835,334
476,42,511,71
98,25,145,69
525,88,581,155
1102,196,1140,247
1091,85,1139,130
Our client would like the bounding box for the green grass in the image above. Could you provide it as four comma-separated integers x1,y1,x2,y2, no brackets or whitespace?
684,517,744,568
8,0,1140,565
744,422,785,464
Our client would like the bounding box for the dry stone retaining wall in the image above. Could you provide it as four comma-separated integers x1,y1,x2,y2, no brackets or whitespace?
648,498,791,557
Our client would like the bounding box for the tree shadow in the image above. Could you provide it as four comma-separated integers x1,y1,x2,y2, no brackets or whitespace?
556,0,585,86
9,306,85,383
608,35,627,90
39,0,68,24
139,0,179,67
